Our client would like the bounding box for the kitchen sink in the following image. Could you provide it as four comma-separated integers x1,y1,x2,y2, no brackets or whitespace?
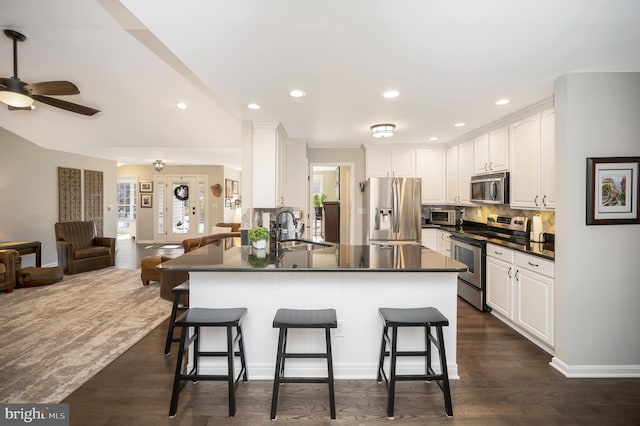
279,239,332,251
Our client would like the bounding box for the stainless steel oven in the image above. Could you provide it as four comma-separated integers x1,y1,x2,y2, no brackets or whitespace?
450,235,488,312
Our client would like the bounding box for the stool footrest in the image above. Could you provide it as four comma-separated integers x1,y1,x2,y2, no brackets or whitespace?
198,351,244,357
280,377,330,384
284,353,329,359
394,374,446,381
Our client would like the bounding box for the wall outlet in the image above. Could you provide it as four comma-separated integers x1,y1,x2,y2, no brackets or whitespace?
335,320,345,337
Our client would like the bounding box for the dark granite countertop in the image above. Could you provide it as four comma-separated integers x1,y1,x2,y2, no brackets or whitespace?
422,224,555,261
157,238,468,272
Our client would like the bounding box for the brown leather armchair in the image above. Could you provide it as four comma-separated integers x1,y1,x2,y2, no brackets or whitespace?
0,249,19,293
55,221,116,274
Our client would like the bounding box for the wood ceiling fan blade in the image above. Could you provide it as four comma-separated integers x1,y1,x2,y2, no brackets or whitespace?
25,81,80,96
33,95,100,116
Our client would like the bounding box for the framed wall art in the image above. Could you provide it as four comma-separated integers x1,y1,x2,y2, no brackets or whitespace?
232,180,239,194
140,181,153,193
225,179,233,198
140,194,153,208
586,156,639,225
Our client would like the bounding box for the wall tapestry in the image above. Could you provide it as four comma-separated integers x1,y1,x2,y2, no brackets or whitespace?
85,170,104,236
58,167,81,223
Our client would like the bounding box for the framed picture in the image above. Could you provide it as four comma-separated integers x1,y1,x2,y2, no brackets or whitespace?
140,181,153,193
586,157,640,225
225,198,232,208
225,179,233,198
140,194,153,208
232,180,239,194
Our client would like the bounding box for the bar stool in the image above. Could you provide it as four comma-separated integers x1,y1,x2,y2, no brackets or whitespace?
168,307,248,418
270,308,337,420
164,281,189,355
377,307,452,419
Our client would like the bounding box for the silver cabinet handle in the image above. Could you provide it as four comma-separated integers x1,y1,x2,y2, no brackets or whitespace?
528,261,539,268
515,270,520,281
534,195,539,206
494,250,502,255
542,195,547,207
508,267,512,278
489,161,493,171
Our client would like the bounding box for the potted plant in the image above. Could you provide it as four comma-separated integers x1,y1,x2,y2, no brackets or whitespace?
313,193,327,216
248,226,269,249
248,253,269,268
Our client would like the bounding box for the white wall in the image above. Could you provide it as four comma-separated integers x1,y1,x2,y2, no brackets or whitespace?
553,72,640,376
0,127,117,266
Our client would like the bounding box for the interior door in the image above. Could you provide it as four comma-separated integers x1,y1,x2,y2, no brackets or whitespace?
155,176,207,242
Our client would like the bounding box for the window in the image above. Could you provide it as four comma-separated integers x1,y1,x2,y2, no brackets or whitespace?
117,178,136,233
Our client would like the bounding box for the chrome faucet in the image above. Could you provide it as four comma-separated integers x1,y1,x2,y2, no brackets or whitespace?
275,209,298,243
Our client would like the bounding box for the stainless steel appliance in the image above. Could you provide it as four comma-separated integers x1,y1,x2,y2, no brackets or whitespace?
429,208,463,226
365,177,422,244
470,172,509,204
450,213,528,312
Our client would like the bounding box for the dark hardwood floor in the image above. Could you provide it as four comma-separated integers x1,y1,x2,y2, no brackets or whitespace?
63,237,640,425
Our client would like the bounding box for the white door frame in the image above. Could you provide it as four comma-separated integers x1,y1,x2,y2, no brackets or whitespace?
154,175,209,243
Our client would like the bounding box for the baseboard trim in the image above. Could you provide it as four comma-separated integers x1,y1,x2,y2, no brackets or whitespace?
550,357,640,378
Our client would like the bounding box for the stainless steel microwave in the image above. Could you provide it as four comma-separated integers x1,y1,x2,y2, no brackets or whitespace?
470,172,509,204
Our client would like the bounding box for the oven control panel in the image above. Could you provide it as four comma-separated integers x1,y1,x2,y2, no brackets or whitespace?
486,214,528,232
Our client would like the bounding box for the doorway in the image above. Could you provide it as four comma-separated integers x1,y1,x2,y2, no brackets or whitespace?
309,163,354,245
155,175,208,242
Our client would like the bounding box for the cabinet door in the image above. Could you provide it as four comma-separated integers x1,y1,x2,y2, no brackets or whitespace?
486,256,514,319
458,140,474,205
445,145,459,204
421,228,438,250
366,149,391,177
540,108,555,209
436,230,451,257
473,134,490,174
515,267,554,346
283,138,308,209
416,149,446,203
252,124,279,208
510,113,541,208
489,126,509,172
391,149,416,177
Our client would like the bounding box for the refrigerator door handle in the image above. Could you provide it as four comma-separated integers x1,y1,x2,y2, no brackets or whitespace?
393,177,399,235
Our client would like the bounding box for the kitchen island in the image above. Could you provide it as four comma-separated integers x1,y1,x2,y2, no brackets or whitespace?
158,239,467,380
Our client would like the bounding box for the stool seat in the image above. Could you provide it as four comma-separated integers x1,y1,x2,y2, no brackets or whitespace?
169,306,248,418
379,307,449,327
273,308,337,328
271,308,337,420
377,306,452,419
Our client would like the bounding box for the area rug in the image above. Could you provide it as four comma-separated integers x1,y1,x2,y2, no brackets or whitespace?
0,268,171,403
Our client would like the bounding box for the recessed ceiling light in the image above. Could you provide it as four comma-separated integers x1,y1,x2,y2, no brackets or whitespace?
383,90,399,98
247,103,261,110
495,98,511,106
176,102,187,110
429,137,439,141
289,89,306,98
454,122,466,128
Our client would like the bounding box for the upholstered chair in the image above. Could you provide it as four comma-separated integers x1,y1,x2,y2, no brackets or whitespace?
54,221,116,274
0,249,19,293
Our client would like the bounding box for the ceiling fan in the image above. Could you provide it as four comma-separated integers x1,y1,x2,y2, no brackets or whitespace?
0,29,99,116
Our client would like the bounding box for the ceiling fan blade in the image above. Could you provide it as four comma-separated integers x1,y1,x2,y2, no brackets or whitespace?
0,78,9,89
33,95,100,116
24,81,80,96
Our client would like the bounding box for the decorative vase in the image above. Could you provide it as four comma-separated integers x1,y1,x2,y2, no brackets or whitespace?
252,239,266,249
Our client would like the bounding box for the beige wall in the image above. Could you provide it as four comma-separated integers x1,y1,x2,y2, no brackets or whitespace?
0,127,117,266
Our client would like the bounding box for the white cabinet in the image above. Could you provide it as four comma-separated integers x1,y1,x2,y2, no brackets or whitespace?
421,228,438,251
436,230,451,257
252,123,307,208
473,126,509,174
445,140,473,205
416,148,446,204
366,147,415,178
510,109,555,209
486,243,554,351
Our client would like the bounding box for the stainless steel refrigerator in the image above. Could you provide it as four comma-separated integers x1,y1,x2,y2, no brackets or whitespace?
365,177,422,244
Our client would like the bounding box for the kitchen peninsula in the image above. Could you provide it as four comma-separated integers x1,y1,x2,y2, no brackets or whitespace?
158,239,467,380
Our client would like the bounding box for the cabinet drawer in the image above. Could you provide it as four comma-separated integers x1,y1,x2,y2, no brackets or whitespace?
487,243,514,263
515,252,554,278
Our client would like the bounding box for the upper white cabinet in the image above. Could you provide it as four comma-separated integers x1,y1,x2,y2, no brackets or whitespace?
446,140,473,205
252,123,307,208
366,147,415,178
416,148,446,204
473,126,509,174
509,109,555,209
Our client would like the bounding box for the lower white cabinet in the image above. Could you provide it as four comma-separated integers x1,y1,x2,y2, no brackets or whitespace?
421,228,450,257
486,243,554,352
421,229,438,251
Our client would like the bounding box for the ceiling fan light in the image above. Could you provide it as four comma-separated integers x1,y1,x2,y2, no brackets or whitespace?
153,160,165,172
370,123,395,138
0,89,33,108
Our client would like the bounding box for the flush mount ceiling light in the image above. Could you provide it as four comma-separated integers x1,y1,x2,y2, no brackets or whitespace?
153,160,165,172
289,89,306,98
370,123,396,138
454,122,466,128
429,137,439,141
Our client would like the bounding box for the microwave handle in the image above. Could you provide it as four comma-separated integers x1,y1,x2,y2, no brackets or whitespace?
490,181,497,200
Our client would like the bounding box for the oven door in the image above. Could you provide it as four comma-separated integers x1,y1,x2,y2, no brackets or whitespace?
450,236,483,288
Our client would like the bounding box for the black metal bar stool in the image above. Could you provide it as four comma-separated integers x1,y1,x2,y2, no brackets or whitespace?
270,308,337,420
168,307,248,418
164,281,189,355
377,307,453,419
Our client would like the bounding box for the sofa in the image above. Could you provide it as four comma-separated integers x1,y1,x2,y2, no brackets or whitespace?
54,221,116,274
0,249,19,293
